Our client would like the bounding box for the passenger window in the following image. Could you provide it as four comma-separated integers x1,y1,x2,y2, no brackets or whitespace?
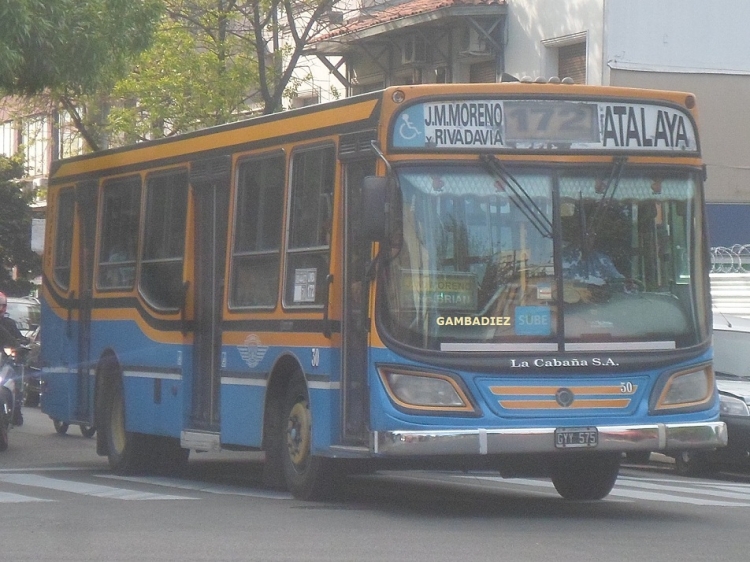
140,170,188,310
53,188,76,290
284,146,335,307
98,177,141,290
230,154,285,308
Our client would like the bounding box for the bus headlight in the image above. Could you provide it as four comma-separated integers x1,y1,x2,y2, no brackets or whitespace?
654,366,714,411
720,395,750,417
378,367,474,412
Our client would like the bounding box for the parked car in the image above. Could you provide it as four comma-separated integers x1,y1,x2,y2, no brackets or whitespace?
5,296,41,340
4,297,42,406
671,312,750,475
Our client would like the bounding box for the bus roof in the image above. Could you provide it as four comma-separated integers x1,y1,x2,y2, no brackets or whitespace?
50,83,699,185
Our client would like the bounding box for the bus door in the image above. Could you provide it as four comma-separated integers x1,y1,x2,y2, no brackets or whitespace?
341,151,376,444
188,156,231,432
73,180,98,422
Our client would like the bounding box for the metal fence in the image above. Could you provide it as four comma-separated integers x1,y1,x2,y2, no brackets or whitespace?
710,245,750,273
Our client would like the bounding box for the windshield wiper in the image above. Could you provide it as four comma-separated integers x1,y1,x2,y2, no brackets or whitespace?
584,156,627,251
479,154,553,238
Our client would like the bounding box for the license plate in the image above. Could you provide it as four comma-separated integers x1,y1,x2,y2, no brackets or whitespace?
554,427,598,449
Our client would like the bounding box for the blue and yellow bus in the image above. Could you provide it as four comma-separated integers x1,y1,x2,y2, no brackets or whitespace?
40,83,726,500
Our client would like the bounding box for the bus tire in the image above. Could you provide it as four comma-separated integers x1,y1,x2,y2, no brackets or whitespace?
550,453,620,500
80,424,96,438
53,419,69,434
281,377,334,500
105,379,147,473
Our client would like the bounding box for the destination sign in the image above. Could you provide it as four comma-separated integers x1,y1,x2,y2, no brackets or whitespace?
391,99,698,153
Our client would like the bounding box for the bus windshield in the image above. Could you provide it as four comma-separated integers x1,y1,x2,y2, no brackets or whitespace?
380,163,707,352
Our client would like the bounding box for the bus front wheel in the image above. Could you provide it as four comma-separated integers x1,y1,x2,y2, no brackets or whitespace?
281,378,334,500
550,453,620,500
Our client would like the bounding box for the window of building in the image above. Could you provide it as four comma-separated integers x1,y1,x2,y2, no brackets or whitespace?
0,120,15,157
53,189,76,290
98,176,141,290
22,115,49,176
558,42,586,84
469,61,497,83
140,170,188,310
59,111,85,159
284,145,335,307
230,153,285,308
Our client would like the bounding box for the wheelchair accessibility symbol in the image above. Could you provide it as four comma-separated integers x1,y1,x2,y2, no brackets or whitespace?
394,108,424,147
399,114,420,140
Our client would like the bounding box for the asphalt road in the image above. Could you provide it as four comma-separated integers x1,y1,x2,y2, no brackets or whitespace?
3,406,750,562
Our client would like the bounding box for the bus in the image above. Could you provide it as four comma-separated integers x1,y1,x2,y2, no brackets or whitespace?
40,82,726,500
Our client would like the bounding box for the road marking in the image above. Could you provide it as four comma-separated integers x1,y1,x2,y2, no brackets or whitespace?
0,474,196,500
0,467,96,473
451,474,750,507
99,475,292,500
0,491,52,503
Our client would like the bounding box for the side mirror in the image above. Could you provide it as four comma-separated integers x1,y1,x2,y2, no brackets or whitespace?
362,176,389,242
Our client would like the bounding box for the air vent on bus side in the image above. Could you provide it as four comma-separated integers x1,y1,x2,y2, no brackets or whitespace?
338,130,378,161
190,155,231,184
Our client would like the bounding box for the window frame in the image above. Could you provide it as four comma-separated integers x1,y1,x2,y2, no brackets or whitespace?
282,143,337,310
229,150,287,311
96,175,142,292
138,167,189,312
52,187,76,291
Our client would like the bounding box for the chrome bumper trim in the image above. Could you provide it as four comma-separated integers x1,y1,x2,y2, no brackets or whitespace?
374,422,727,456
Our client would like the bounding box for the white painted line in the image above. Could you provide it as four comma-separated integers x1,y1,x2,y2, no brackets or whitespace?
453,474,750,507
0,467,97,473
0,491,52,503
99,475,292,500
0,474,196,500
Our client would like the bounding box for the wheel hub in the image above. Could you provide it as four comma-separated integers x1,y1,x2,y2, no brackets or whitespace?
286,402,311,468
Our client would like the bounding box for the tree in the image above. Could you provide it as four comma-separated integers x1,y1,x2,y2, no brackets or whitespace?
2,0,347,150
0,0,164,151
157,0,341,114
108,0,260,141
0,155,40,296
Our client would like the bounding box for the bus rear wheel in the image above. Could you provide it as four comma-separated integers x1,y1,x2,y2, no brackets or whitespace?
105,380,148,473
281,378,334,500
550,453,620,500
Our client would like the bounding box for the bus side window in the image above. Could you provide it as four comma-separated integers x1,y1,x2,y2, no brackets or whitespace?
53,189,76,290
284,146,335,307
230,154,285,308
98,177,141,290
140,170,189,310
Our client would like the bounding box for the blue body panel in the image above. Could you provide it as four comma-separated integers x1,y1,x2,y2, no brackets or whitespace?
41,293,718,456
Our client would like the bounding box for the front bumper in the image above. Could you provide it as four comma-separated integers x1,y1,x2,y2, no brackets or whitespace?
374,421,727,456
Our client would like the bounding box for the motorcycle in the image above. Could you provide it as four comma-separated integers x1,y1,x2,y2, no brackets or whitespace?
0,347,20,451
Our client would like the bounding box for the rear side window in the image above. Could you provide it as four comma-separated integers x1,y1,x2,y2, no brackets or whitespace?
140,170,189,310
98,176,141,290
53,189,75,290
230,154,285,308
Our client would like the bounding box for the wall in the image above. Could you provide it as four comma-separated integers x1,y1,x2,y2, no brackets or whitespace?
605,0,750,246
504,0,604,84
